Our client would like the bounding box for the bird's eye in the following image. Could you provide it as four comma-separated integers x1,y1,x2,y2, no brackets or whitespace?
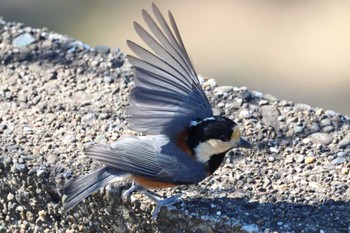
220,135,230,142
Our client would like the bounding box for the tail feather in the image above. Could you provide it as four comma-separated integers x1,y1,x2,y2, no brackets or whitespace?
63,166,127,211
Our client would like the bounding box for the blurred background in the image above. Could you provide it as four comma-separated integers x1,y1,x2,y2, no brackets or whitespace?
1,0,350,115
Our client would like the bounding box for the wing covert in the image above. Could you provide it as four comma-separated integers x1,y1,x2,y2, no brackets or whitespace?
85,136,207,185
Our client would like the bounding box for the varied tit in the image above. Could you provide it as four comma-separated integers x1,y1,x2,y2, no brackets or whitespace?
63,3,252,219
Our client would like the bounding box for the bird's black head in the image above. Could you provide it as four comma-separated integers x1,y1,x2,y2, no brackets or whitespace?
188,116,236,143
186,116,252,165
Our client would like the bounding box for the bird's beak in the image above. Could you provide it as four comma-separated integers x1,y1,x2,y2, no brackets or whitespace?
238,138,252,149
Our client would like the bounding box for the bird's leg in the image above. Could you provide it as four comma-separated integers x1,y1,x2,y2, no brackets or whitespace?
122,181,143,199
140,190,183,220
123,181,182,219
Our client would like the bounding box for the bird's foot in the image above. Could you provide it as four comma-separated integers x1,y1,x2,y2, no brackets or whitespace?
151,193,183,220
141,191,183,220
122,182,182,219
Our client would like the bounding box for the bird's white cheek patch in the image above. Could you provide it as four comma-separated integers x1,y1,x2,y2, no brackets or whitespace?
194,139,235,163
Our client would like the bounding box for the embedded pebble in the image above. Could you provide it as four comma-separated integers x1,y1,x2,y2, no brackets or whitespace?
104,76,113,83
95,135,108,143
217,102,225,108
294,125,304,134
306,133,333,145
241,224,260,233
309,182,325,192
341,168,349,175
239,110,252,119
203,79,216,88
337,152,347,157
95,45,110,54
46,154,58,164
325,110,336,117
216,86,233,93
322,126,334,133
82,113,96,122
260,105,280,128
269,147,279,153
309,122,320,133
252,91,263,98
16,163,28,172
294,103,311,111
64,134,77,144
338,134,350,149
264,94,279,101
259,100,269,105
305,157,316,164
320,118,332,127
7,193,15,201
12,32,36,47
331,157,346,165
77,83,86,91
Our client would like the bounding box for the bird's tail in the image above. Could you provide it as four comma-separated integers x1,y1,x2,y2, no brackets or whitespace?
62,165,128,211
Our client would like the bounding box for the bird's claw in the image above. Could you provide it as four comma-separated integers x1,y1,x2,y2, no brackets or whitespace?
122,182,183,220
151,193,183,220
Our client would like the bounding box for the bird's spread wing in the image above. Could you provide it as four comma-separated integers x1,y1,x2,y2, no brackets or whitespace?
85,135,207,184
126,3,213,137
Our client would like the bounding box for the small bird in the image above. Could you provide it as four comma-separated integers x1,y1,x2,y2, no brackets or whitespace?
63,3,252,219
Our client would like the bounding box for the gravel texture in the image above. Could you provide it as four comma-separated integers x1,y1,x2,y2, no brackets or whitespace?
1,20,350,233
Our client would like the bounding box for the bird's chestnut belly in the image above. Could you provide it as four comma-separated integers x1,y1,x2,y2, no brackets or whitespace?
132,175,179,189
